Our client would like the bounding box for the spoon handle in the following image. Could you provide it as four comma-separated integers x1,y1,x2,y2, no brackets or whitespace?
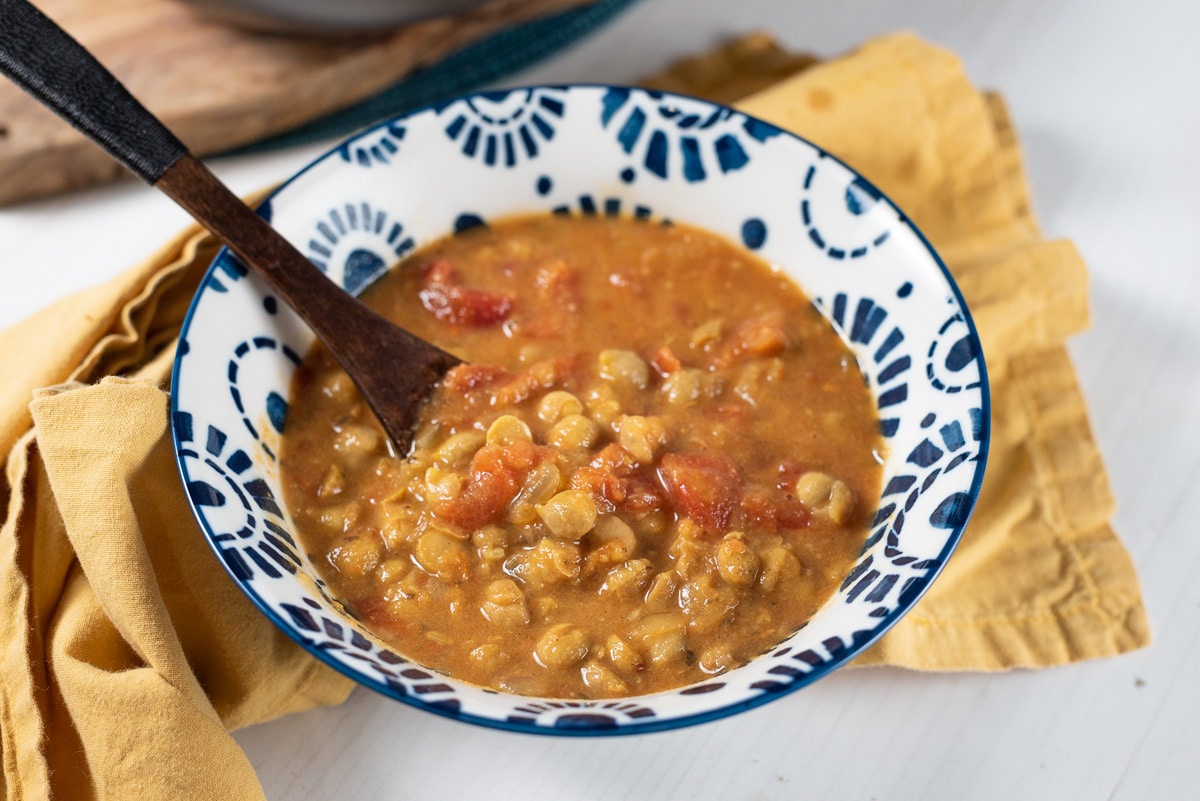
0,0,186,182
155,153,463,456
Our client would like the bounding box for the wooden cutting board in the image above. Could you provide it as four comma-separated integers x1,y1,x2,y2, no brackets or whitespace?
0,0,593,206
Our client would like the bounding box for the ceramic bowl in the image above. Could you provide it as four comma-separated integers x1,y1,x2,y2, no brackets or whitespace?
171,85,989,735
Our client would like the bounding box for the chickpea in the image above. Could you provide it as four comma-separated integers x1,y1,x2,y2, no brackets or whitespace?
469,643,504,671
378,504,418,549
371,455,405,483
374,556,409,585
733,358,783,405
673,517,703,540
384,592,421,622
535,624,590,668
537,390,584,424
616,415,668,464
317,464,344,499
632,613,687,666
332,423,382,463
536,489,598,540
480,578,530,627
328,532,382,578
410,422,439,452
716,534,760,588
637,509,669,536
546,413,602,451
585,540,631,573
532,596,558,619
527,359,561,389
379,484,409,508
644,571,679,610
580,661,629,695
504,238,533,260
388,565,425,602
584,384,622,428
698,644,735,675
678,574,738,634
598,349,650,390
392,457,428,493
795,471,855,524
591,514,638,553
483,577,522,603
667,519,706,579
471,524,508,563
505,537,581,588
586,516,638,570
486,414,533,447
423,465,463,503
317,501,362,534
605,634,645,674
317,369,359,404
759,545,803,592
414,528,470,583
433,429,486,465
599,558,652,596
689,318,723,350
384,565,421,595
661,368,703,406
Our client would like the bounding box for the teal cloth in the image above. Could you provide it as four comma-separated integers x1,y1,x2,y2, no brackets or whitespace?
233,0,641,154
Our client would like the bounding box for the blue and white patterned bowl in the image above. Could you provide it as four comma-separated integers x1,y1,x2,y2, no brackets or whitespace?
171,85,989,735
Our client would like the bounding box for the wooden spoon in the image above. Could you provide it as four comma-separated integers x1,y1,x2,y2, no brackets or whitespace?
0,0,461,454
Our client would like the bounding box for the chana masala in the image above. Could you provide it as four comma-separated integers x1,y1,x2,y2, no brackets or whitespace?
280,214,885,698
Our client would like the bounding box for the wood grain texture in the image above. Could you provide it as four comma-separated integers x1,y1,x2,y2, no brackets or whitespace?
0,0,594,205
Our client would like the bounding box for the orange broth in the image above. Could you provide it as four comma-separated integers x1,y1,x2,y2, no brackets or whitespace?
279,214,884,698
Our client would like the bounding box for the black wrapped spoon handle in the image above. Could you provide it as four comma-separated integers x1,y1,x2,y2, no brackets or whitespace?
0,0,186,182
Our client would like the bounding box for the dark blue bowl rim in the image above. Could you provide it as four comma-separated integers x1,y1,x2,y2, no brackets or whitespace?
169,83,992,737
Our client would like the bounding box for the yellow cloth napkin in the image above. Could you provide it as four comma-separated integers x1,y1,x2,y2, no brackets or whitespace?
0,31,1149,801
0,234,356,801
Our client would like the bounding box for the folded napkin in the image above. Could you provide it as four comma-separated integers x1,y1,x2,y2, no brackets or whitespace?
0,32,1149,801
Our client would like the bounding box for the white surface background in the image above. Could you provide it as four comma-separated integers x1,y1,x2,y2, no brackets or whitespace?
2,0,1198,798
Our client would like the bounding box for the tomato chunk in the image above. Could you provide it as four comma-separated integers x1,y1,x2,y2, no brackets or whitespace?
441,358,576,407
657,451,743,533
711,314,789,368
571,444,664,515
650,346,683,376
419,260,513,326
740,490,811,532
443,363,510,394
434,441,552,529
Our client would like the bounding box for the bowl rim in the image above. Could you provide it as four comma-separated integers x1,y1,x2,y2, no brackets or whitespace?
170,82,991,736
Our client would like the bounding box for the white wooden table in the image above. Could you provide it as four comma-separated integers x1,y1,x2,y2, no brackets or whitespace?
3,0,1197,797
